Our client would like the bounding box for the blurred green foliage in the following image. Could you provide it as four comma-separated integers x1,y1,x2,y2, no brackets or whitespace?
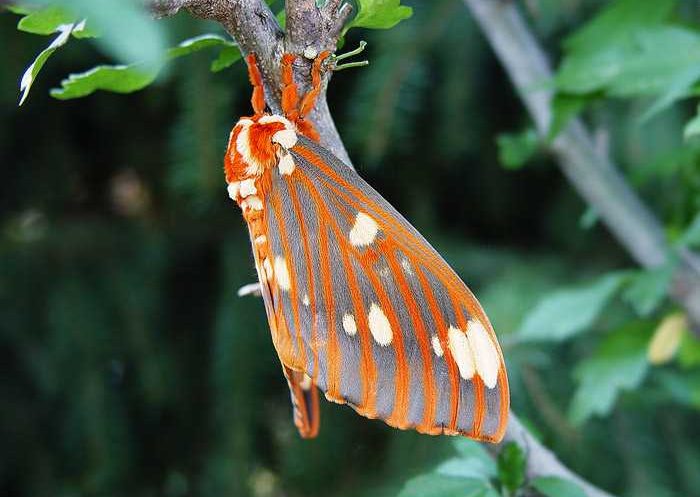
2,0,700,496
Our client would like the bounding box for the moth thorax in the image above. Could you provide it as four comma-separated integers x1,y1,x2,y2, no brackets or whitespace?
227,114,299,180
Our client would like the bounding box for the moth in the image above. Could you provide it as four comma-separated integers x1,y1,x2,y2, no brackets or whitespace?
223,51,509,442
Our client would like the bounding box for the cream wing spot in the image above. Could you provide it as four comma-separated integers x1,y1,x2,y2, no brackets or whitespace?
349,212,379,247
302,294,310,306
238,179,257,198
236,118,254,127
431,334,444,357
241,196,263,211
466,320,500,389
227,181,240,201
274,256,291,291
448,325,475,380
278,153,296,175
342,313,357,336
259,114,293,127
300,373,313,391
262,258,273,281
235,126,253,163
272,129,298,149
368,303,392,346
401,257,414,275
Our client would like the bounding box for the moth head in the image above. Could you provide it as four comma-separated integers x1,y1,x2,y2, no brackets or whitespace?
224,114,298,181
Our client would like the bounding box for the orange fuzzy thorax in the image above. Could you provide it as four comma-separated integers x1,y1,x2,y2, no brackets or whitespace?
223,114,300,219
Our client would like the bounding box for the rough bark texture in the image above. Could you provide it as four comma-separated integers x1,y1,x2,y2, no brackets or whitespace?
462,0,700,334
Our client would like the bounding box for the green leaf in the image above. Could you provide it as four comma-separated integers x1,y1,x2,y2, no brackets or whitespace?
656,371,700,409
579,207,599,230
6,5,34,15
516,273,627,342
678,329,700,369
563,0,675,54
17,5,75,35
276,9,286,29
400,475,498,497
568,322,652,425
496,128,539,170
436,458,495,481
531,476,587,497
50,65,158,100
497,443,526,495
678,212,700,247
684,105,700,140
641,65,700,121
49,34,238,100
557,27,700,100
437,439,496,480
211,46,242,72
348,0,413,30
19,22,76,105
166,33,235,59
47,0,168,65
548,93,588,140
622,264,675,317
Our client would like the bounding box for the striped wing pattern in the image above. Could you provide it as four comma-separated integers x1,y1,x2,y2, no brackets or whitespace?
254,136,509,442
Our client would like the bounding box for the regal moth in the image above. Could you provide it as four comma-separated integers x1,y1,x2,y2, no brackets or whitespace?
223,51,509,442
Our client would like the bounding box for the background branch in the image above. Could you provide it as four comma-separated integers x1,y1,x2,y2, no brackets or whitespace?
462,0,700,334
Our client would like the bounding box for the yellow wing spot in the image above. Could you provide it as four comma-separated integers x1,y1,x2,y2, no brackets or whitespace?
342,313,358,336
448,325,475,380
368,303,393,346
349,212,379,247
273,256,291,291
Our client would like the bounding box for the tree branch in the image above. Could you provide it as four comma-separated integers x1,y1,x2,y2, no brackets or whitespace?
149,2,622,496
462,0,700,335
499,414,615,497
148,0,352,164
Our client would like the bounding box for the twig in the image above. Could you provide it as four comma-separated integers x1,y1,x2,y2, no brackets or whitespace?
498,414,616,497
461,0,700,335
147,0,352,164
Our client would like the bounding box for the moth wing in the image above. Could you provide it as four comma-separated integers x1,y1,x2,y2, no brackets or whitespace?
259,136,509,442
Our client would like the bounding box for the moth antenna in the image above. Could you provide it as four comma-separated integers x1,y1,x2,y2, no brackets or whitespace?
332,41,369,72
246,53,266,116
281,53,300,121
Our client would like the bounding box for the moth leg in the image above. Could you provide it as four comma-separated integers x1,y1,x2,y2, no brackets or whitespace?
246,53,266,116
281,53,300,122
298,50,331,118
283,365,320,438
